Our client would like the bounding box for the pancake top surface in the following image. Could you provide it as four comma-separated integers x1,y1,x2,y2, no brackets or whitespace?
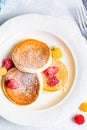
2,68,40,105
12,39,51,69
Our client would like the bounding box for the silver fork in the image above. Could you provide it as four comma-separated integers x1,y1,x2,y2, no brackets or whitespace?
76,4,87,38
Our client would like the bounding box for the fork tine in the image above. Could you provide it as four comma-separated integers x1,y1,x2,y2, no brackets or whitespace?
79,6,86,29
81,5,87,27
76,6,84,31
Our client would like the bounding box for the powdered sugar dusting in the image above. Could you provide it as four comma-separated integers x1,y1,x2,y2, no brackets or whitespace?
12,39,50,69
4,68,40,105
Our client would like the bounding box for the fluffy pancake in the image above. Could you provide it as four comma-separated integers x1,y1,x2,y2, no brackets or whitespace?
2,68,43,105
42,59,68,92
12,39,52,73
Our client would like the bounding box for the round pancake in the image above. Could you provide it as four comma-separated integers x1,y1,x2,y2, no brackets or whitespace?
12,39,52,73
2,68,43,105
42,59,68,92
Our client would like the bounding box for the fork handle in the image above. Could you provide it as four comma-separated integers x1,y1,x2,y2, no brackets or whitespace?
82,0,87,9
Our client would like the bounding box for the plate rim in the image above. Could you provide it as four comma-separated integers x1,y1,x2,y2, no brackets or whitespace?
0,13,87,127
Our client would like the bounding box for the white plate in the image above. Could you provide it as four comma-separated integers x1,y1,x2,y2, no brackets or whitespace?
0,14,87,127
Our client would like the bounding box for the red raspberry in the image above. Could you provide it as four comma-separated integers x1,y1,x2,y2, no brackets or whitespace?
73,114,85,125
48,77,59,87
2,58,14,70
44,66,58,78
7,79,19,89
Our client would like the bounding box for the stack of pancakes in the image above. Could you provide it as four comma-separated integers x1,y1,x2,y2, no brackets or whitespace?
2,39,68,106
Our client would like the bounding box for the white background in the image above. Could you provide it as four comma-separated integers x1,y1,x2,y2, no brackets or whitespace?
0,0,87,130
